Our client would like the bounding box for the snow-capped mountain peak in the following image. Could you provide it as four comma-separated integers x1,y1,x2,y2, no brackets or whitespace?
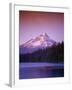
20,33,56,54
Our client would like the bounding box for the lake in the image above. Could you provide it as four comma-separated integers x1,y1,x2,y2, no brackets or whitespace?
19,63,64,79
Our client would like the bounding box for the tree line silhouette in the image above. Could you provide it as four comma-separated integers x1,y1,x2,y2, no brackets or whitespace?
19,41,64,63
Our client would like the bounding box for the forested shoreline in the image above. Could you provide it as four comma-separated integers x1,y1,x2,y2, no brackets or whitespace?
19,42,64,63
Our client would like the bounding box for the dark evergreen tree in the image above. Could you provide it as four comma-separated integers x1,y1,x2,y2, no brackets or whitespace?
19,41,64,63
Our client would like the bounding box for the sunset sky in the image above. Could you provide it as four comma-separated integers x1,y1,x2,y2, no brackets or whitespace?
19,11,64,45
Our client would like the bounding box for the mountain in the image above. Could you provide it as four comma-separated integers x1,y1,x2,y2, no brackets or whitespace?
20,33,56,54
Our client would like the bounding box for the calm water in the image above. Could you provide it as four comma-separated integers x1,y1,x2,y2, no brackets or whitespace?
19,63,64,79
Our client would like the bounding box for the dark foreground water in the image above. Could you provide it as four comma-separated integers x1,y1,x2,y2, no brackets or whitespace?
19,63,64,79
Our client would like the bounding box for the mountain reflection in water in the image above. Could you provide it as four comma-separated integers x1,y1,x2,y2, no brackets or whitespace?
19,63,64,79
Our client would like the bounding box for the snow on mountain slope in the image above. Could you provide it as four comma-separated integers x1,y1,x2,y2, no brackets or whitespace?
20,33,56,54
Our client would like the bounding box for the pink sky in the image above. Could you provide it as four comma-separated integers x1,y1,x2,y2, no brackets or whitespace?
19,11,64,45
